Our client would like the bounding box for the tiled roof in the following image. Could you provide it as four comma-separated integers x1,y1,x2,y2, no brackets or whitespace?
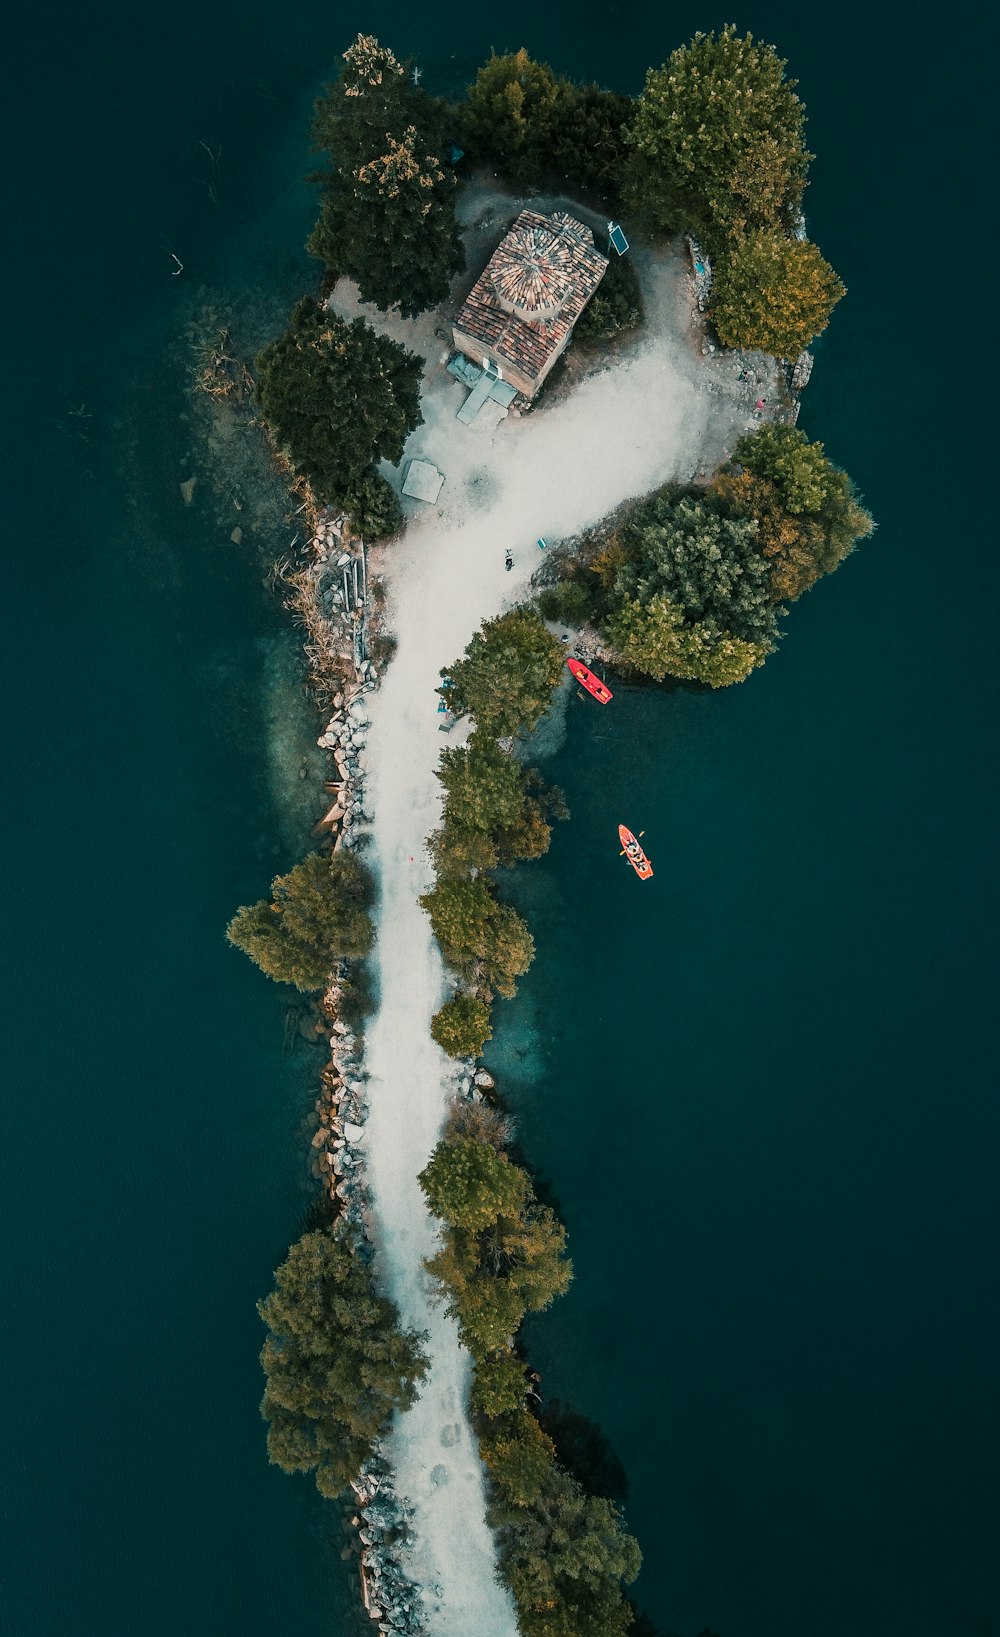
455,210,607,386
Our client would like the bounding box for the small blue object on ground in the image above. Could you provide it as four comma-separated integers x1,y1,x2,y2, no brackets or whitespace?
607,222,629,256
537,537,548,550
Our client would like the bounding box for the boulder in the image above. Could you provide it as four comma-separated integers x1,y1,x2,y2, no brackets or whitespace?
344,1121,365,1143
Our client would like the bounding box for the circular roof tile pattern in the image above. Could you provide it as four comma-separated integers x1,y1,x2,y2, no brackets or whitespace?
491,225,573,321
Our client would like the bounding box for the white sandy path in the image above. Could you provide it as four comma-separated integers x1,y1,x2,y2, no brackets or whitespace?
338,245,755,1634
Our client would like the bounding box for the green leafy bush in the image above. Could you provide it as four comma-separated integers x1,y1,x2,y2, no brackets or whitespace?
711,229,845,357
430,994,494,1058
227,851,374,991
623,26,811,249
255,298,421,532
258,1226,427,1498
574,252,643,344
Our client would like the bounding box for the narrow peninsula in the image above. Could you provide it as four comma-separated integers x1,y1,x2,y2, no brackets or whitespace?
220,29,873,1637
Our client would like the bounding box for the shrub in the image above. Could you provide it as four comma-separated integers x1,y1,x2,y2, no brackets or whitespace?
711,229,845,358
574,252,643,344
227,851,374,991
258,1226,427,1498
623,26,811,249
431,994,493,1057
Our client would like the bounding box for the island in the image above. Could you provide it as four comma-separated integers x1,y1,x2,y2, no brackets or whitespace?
218,29,873,1637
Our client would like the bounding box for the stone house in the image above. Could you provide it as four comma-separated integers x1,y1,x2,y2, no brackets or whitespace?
452,210,608,400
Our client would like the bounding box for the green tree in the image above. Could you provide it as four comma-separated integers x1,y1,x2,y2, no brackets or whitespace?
548,80,634,197
437,738,526,834
309,36,462,317
482,1409,559,1505
255,297,421,529
427,823,500,877
734,421,832,513
442,608,566,738
430,993,494,1058
258,1226,427,1498
605,595,767,687
483,902,535,998
420,876,493,970
470,1350,529,1420
609,488,776,647
461,49,560,185
492,1459,641,1637
227,852,374,991
421,1138,571,1355
711,229,845,357
420,1136,529,1232
421,874,535,996
724,424,875,599
623,26,811,248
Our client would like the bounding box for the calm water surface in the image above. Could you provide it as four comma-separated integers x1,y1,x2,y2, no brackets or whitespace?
2,2,994,1633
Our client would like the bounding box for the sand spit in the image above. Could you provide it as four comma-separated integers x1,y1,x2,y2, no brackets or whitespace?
329,193,762,1634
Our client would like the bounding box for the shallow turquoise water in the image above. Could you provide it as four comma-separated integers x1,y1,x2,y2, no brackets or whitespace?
2,2,995,1634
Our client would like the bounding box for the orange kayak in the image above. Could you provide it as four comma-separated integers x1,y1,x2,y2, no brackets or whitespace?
619,824,653,881
567,657,613,703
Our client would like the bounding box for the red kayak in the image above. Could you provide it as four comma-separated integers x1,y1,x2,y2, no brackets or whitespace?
567,657,613,704
619,824,653,881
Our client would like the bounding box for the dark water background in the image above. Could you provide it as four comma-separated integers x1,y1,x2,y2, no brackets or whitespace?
2,2,995,1634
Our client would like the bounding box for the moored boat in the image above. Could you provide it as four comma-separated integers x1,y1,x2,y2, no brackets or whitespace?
567,657,613,703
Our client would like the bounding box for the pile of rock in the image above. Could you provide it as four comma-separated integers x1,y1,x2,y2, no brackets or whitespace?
350,1462,426,1635
309,1018,375,1235
314,679,377,850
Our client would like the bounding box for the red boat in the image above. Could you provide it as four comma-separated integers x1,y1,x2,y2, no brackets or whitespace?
567,657,613,704
619,824,653,881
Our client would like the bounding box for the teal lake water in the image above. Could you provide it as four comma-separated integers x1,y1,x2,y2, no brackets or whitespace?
3,3,995,1634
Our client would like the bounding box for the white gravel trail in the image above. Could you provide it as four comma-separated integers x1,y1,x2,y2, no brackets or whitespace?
340,230,752,1633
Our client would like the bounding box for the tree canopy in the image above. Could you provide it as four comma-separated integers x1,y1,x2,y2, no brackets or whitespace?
309,35,463,317
623,26,810,248
420,1136,572,1356
420,876,535,998
258,1226,427,1498
227,851,374,991
607,487,777,646
460,49,631,197
711,229,845,357
441,607,566,738
719,422,875,600
255,296,421,534
605,595,767,686
430,993,494,1058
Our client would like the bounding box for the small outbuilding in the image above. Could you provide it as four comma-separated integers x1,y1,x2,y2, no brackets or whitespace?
452,210,608,400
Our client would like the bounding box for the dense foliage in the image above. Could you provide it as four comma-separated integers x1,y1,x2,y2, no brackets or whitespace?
258,1226,427,1498
420,876,535,999
623,26,810,249
720,423,875,600
309,35,463,316
255,296,421,535
419,1125,641,1635
459,49,631,198
420,1135,571,1355
430,993,494,1058
711,229,845,357
594,486,776,684
227,851,374,991
574,250,643,345
440,607,565,738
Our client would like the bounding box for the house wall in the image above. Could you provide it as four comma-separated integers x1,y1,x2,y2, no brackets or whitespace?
451,327,536,399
